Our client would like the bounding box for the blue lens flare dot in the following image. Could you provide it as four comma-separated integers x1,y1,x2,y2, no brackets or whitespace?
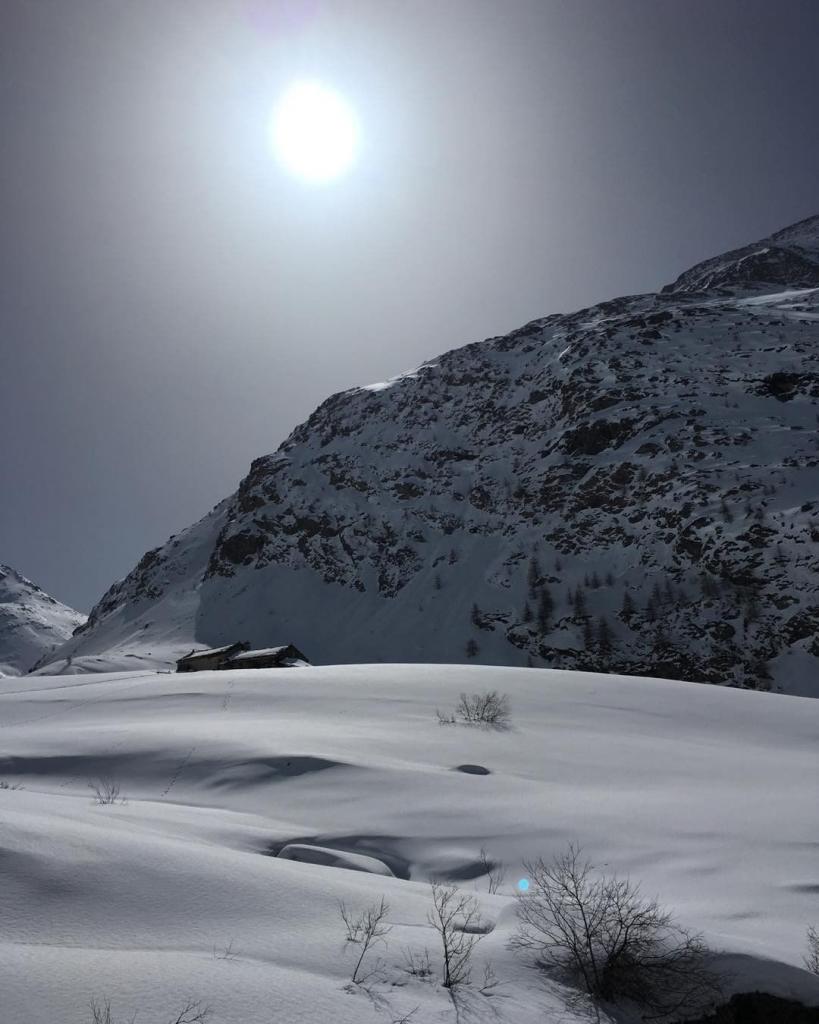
517,878,530,892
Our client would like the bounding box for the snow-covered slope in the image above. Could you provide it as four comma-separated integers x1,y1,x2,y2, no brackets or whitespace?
1,664,818,1023
0,564,85,675
43,215,819,693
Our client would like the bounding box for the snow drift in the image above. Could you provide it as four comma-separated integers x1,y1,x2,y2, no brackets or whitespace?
1,663,818,1023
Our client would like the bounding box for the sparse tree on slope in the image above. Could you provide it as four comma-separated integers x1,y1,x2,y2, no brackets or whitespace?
527,556,542,599
805,925,819,975
429,885,484,988
620,590,635,620
537,588,554,633
582,618,594,651
510,844,720,1018
597,617,613,658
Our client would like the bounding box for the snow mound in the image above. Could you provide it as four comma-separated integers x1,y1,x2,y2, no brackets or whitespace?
277,843,395,876
1,662,818,1023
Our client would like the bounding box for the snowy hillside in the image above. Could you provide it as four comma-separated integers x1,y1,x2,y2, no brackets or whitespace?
0,564,85,675
2,664,818,1023
42,214,819,694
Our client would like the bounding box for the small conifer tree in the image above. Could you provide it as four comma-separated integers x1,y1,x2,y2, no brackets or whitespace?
597,617,613,657
537,588,554,633
527,557,542,599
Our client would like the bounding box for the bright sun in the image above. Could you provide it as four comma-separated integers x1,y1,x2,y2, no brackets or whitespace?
271,80,359,184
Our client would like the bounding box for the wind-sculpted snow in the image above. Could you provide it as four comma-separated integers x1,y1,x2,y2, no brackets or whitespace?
0,564,85,675
1,665,819,1023
43,216,819,694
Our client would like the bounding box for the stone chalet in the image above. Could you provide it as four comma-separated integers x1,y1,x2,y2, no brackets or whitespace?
175,643,309,673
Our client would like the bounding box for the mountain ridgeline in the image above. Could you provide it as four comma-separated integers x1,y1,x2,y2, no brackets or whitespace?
47,215,819,694
0,565,86,675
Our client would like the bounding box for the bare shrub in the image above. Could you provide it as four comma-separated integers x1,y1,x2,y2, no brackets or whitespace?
89,998,207,1024
479,962,500,996
391,1009,419,1024
435,708,457,726
428,884,485,988
456,691,511,727
478,847,505,894
212,938,238,961
88,779,124,805
339,896,392,984
0,780,23,790
167,1000,210,1024
401,946,434,980
805,925,819,974
90,999,117,1024
510,844,721,1019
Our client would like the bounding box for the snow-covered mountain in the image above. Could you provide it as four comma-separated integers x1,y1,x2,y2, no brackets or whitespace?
42,214,819,694
0,565,86,675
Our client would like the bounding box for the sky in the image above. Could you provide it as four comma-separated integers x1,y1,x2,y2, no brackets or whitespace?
1,0,818,612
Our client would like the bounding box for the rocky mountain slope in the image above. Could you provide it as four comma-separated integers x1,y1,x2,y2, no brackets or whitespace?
0,565,86,675
43,215,819,694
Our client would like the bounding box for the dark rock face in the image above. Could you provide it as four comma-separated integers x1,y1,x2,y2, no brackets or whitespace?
663,214,819,296
50,215,819,694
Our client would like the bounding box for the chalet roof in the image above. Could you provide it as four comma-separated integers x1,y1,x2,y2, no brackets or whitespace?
228,645,301,663
177,643,246,662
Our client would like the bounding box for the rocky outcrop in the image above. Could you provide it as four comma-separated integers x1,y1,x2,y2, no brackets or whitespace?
44,215,819,694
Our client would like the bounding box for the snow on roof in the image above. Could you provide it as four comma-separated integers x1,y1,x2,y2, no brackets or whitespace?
178,643,244,661
228,646,290,661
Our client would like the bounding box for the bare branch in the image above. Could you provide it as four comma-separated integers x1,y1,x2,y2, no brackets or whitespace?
212,938,238,961
391,1008,420,1024
89,999,114,1024
166,999,210,1024
400,946,434,980
478,847,506,894
338,896,392,984
479,961,501,996
88,779,124,805
805,925,819,975
428,884,485,988
456,691,511,727
510,844,721,1019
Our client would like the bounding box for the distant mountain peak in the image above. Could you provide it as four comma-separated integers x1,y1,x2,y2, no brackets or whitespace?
0,566,86,675
769,212,819,248
662,212,819,296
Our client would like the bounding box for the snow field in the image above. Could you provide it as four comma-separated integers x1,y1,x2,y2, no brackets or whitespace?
1,663,818,1023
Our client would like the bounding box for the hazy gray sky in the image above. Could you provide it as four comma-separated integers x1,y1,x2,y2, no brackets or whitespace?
2,0,818,611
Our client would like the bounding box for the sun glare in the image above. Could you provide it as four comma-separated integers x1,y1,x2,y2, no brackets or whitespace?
271,80,359,184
